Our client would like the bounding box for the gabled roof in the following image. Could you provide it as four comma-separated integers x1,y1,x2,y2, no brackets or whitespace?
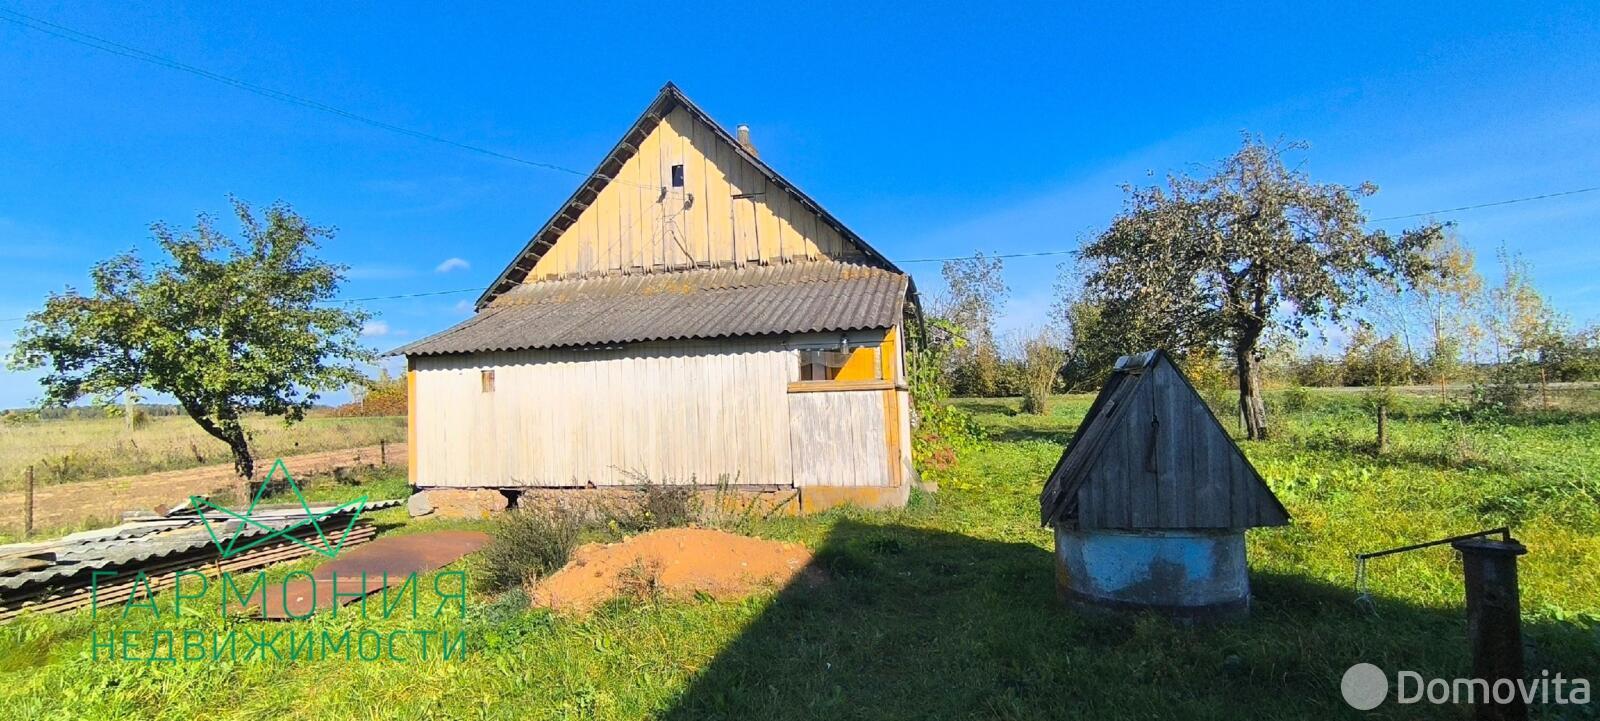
476,82,909,310
1038,350,1290,531
392,262,906,356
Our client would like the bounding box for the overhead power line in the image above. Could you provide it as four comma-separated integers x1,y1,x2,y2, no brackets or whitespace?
4,9,1599,308
0,8,655,189
332,288,481,303
3,179,1594,316
902,183,1600,265
899,249,1075,264
1368,186,1600,222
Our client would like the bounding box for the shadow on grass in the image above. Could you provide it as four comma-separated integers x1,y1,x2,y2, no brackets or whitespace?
659,521,1600,721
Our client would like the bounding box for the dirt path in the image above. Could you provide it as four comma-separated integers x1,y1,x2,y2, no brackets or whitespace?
0,443,406,533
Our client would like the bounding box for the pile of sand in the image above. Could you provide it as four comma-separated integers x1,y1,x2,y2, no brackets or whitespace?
531,527,815,612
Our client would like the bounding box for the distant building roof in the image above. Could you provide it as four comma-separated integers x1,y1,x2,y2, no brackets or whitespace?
392,262,908,356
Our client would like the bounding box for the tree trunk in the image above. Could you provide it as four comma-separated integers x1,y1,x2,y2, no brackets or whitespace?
217,416,256,503
178,400,255,503
1235,345,1269,440
1375,405,1389,455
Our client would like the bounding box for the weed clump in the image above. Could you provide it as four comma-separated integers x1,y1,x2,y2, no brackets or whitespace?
478,507,584,593
603,475,704,532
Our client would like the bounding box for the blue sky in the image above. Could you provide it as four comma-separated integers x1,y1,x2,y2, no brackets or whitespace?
2,2,1598,408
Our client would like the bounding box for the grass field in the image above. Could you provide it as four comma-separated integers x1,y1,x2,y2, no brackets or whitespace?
2,390,1597,719
0,414,405,491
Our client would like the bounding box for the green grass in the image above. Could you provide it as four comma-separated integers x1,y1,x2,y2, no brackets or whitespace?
2,391,1597,719
0,414,405,490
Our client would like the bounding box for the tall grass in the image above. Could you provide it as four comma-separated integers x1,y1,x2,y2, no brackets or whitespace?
0,413,404,490
1,389,1595,720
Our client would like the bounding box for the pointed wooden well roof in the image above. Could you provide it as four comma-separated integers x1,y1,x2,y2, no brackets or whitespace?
1039,350,1290,531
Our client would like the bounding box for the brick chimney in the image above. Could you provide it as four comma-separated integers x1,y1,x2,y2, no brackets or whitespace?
736,124,759,158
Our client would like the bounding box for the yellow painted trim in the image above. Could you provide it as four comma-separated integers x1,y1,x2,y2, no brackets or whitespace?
880,326,898,382
882,388,901,486
787,379,894,393
798,484,909,513
406,365,417,485
833,345,879,381
880,326,903,486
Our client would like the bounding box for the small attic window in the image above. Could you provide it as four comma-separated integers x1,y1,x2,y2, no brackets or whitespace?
480,369,495,392
670,164,685,188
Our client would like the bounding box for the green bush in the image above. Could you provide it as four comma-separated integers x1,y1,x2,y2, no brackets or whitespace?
478,507,584,592
1274,386,1312,414
604,479,703,532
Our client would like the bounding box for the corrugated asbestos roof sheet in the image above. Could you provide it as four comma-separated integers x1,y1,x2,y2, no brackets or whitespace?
0,499,402,597
392,262,908,357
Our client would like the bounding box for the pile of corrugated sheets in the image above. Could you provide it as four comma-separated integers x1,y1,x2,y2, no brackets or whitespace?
0,498,401,621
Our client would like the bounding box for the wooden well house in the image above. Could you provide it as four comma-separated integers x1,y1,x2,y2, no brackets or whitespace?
1038,350,1289,619
392,84,918,516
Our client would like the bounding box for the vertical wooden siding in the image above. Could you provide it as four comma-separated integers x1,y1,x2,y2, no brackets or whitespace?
787,390,891,487
413,339,797,487
528,105,865,279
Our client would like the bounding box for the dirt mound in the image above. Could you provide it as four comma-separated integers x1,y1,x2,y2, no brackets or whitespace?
531,527,816,612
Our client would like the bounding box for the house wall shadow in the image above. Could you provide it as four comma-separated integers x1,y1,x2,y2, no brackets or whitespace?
658,521,1599,721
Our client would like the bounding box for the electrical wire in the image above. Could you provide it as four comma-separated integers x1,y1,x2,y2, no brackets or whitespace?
0,8,657,190
3,9,1598,307
3,175,1595,315
1368,186,1600,222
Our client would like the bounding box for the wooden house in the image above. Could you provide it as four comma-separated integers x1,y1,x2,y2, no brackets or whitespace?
392,84,918,514
1038,350,1289,618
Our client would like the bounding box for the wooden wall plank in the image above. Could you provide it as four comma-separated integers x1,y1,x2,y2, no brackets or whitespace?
523,108,876,280
415,337,921,489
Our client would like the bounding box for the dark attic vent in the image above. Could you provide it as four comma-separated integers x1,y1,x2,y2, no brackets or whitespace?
1038,349,1290,531
670,164,685,188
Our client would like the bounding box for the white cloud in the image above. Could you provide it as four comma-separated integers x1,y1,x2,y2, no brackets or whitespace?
452,299,474,314
435,257,471,273
361,321,391,337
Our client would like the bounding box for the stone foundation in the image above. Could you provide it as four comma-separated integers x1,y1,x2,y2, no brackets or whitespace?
407,483,909,519
407,488,509,519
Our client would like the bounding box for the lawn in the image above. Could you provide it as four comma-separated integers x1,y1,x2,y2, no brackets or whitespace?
1,390,1597,720
0,414,406,491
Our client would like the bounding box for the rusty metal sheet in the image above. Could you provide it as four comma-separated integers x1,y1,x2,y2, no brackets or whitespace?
259,530,490,619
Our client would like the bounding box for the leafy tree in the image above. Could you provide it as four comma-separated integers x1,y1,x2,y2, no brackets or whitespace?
939,253,1007,396
1483,247,1565,408
1410,232,1482,389
1079,135,1442,439
1005,327,1066,415
8,199,372,486
1049,265,1124,392
1344,324,1408,453
1365,229,1482,392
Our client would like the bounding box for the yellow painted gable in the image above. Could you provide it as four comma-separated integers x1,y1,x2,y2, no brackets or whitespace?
527,104,867,280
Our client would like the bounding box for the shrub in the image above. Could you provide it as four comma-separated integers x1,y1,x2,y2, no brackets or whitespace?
478,508,584,593
604,480,702,532
1017,331,1066,415
1274,386,1312,414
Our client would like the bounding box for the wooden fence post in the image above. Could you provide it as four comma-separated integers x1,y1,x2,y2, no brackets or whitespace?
1453,537,1529,721
380,439,388,466
23,465,35,539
